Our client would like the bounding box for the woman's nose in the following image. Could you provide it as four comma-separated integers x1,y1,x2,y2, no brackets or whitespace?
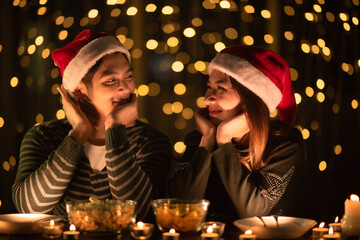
204,92,216,105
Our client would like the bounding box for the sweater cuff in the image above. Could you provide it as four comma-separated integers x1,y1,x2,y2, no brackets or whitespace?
105,124,128,149
57,135,84,164
212,143,238,164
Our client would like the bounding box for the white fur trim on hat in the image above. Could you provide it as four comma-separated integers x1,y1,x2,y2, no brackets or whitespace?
63,36,131,92
208,52,282,114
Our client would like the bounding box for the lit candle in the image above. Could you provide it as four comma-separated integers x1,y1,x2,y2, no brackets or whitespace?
323,227,341,240
312,222,329,239
239,230,257,240
63,224,80,240
201,222,225,236
201,226,219,240
162,229,180,240
41,219,64,239
344,194,360,217
328,216,341,232
130,221,154,239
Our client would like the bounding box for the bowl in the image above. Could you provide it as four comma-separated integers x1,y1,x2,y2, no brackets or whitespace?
233,216,317,239
151,198,210,232
66,198,136,234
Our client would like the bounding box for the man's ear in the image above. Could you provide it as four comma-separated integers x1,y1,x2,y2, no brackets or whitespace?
73,82,88,100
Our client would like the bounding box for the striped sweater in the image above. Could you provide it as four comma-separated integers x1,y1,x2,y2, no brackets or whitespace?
12,119,172,221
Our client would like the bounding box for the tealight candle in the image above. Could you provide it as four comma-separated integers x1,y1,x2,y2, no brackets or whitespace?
63,224,80,240
40,219,64,239
239,230,257,240
130,221,154,239
201,226,219,240
162,229,180,240
201,222,226,236
329,216,341,232
323,227,341,240
312,222,329,239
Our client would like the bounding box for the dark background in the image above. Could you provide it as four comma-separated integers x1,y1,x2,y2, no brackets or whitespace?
0,0,359,223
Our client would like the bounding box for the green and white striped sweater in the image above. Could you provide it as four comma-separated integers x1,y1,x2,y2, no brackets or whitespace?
12,119,172,221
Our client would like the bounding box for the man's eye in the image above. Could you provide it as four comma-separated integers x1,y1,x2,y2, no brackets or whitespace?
106,79,116,84
125,75,133,80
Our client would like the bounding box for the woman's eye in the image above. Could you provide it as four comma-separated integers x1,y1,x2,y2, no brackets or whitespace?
218,86,226,91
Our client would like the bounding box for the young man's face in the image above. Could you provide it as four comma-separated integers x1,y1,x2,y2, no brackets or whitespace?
83,52,135,120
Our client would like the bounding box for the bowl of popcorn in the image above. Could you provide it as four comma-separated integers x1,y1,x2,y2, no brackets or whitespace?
66,198,136,235
151,198,210,232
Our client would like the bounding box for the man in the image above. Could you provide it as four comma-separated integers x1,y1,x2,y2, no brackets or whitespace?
12,30,172,220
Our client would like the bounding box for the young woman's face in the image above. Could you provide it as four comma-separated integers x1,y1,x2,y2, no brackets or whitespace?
84,52,135,120
204,69,242,125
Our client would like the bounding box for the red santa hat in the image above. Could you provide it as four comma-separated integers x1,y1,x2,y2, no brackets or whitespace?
208,45,297,125
52,29,131,92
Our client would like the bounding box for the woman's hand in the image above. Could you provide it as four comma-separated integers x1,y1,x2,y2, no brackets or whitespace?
58,85,93,146
105,93,138,130
216,113,250,146
195,108,216,152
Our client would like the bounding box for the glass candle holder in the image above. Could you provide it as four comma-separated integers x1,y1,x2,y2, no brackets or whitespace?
40,219,65,239
129,222,154,239
201,222,225,236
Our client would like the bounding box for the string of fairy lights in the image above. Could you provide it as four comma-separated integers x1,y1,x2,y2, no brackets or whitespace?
0,0,359,211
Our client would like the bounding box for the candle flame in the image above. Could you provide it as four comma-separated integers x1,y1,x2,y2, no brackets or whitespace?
245,230,252,235
350,194,359,201
137,221,144,227
169,229,176,233
50,220,55,226
70,224,76,231
212,223,217,228
207,226,213,233
335,216,339,223
319,222,325,228
329,227,334,235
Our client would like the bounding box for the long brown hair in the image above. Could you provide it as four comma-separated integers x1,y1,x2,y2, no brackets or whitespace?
230,77,271,172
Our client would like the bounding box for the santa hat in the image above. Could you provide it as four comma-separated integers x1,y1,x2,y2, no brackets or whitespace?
208,45,297,125
52,29,131,92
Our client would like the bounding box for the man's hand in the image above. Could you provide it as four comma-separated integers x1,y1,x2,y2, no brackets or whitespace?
58,85,93,146
195,108,216,152
105,93,138,130
216,113,250,146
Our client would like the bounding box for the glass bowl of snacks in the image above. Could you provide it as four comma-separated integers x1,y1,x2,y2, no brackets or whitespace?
151,198,210,232
66,198,136,235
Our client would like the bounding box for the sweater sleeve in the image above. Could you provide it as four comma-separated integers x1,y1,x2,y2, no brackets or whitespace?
12,124,83,214
212,132,305,218
105,124,172,221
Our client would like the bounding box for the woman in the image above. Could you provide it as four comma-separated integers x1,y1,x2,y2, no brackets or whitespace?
168,45,307,223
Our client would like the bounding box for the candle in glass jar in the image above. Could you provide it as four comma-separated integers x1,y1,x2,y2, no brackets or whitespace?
344,194,360,217
201,226,219,240
201,222,225,236
239,230,257,240
130,221,154,239
323,227,341,240
63,224,80,240
312,222,328,239
41,219,64,239
328,216,341,232
162,229,180,240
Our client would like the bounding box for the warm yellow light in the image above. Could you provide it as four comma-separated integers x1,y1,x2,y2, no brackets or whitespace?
162,6,174,15
13,0,20,6
358,59,360,67
301,43,310,53
174,142,186,154
294,93,302,104
302,129,310,140
55,16,64,25
305,87,314,97
172,61,184,72
341,63,349,72
35,36,44,46
350,195,360,201
290,68,298,81
316,79,325,90
311,45,320,54
182,108,194,119
316,92,325,103
310,121,319,130
176,52,190,64
167,37,179,47
36,113,44,124
243,35,254,45
80,17,89,26
127,7,138,16
305,12,314,21
63,17,74,28
351,99,359,109
146,39,158,50
183,27,196,38
174,83,186,95
0,44,2,53
332,104,340,114
313,4,322,12
131,48,142,59
196,97,206,108
137,85,149,96
172,102,183,113
3,161,10,172
334,145,342,155
56,109,65,119
284,6,295,16
10,77,19,87
352,17,359,25
58,30,68,40
145,3,157,12
148,82,160,97
317,38,325,48
194,61,206,72
270,109,278,118
42,49,50,59
203,0,216,9
225,28,238,40
219,0,230,9
264,34,273,44
88,9,98,18
163,103,173,115
191,17,203,27
343,22,350,31
163,24,175,34
284,31,294,41
27,44,36,54
322,47,330,56
244,5,255,13
37,6,47,15
9,156,16,166
214,42,226,52
261,10,271,19
107,0,117,5
319,161,327,171
175,118,186,130
326,12,335,22
339,13,349,21
0,117,4,128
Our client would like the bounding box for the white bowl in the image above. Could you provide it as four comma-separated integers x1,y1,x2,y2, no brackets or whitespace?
0,213,55,234
233,216,317,239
